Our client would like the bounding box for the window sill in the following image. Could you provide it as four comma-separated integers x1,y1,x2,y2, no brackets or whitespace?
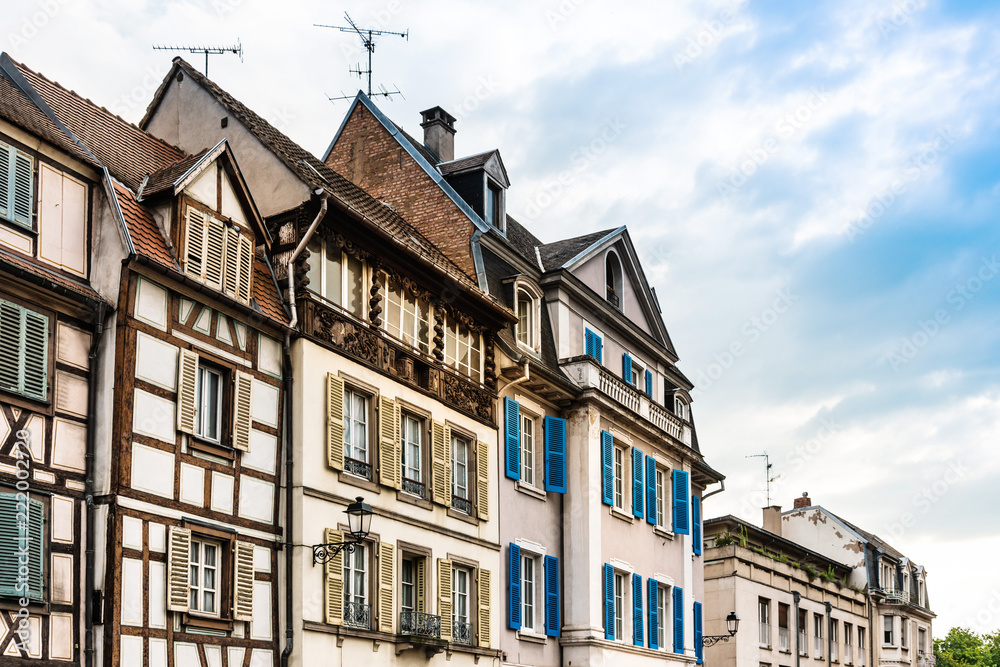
516,630,548,644
189,437,236,460
610,506,634,523
447,507,479,525
759,644,772,650
338,470,381,495
396,489,433,511
653,526,674,539
779,648,792,655
515,481,547,501
181,613,234,632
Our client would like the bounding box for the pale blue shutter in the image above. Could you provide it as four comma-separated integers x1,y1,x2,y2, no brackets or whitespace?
504,397,520,480
604,564,615,640
631,447,644,518
0,299,49,402
645,369,653,396
633,573,644,646
673,470,690,534
601,430,613,505
0,494,43,600
0,493,20,596
622,353,632,384
695,601,704,664
508,543,521,629
543,416,567,493
22,308,49,401
646,456,657,525
693,495,702,555
544,555,559,637
673,586,684,653
0,142,10,220
648,578,659,650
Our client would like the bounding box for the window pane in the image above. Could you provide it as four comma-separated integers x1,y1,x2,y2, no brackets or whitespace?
325,245,343,304
345,254,365,317
305,240,322,294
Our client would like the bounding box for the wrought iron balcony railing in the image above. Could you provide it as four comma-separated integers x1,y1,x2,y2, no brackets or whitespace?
400,610,441,639
402,478,426,499
453,618,473,645
344,601,370,630
451,495,472,514
344,457,372,480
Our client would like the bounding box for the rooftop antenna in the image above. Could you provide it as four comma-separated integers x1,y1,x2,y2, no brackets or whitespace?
315,13,408,102
746,452,779,507
152,40,243,77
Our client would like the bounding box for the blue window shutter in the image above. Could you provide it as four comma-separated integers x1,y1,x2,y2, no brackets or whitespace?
673,586,684,653
648,578,659,650
545,555,560,637
633,573,644,646
646,456,657,525
673,470,690,535
693,495,702,555
622,353,632,384
695,601,704,664
631,447,644,518
604,564,615,640
645,369,653,396
585,328,595,358
504,397,520,480
508,543,521,629
595,334,603,364
601,430,613,505
543,416,567,493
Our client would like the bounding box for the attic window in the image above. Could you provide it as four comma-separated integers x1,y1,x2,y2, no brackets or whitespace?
183,206,254,304
485,180,503,231
605,252,623,309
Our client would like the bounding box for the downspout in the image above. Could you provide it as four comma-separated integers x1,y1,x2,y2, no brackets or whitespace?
280,190,328,667
826,602,833,667
793,591,802,667
702,479,725,501
84,301,108,667
502,359,530,390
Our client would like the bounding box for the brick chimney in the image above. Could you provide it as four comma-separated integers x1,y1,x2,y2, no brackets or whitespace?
793,492,812,509
763,505,782,536
420,106,456,162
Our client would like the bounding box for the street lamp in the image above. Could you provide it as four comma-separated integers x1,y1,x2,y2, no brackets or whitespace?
702,611,741,648
312,497,373,566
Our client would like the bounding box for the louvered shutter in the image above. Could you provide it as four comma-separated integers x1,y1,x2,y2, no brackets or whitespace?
595,333,603,364
645,369,653,396
438,559,453,641
431,420,451,505
478,569,491,648
648,578,659,650
603,563,615,640
622,353,632,384
476,440,489,520
22,309,48,402
673,586,684,653
184,208,206,279
507,544,521,630
176,349,199,434
0,300,20,395
324,529,344,625
0,142,10,220
695,600,704,664
166,526,192,612
0,300,49,402
0,495,43,600
601,430,613,506
233,541,255,621
693,495,702,556
232,371,254,452
673,470,690,535
378,542,394,633
633,573,644,646
543,416,566,493
415,558,426,613
223,228,240,297
12,150,32,228
503,397,520,480
205,218,226,290
0,494,19,596
544,555,559,637
326,374,345,471
632,447,644,519
646,456,657,526
237,234,254,304
379,396,399,487
585,328,596,358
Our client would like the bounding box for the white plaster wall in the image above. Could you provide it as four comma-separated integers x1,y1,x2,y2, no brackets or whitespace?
782,509,868,588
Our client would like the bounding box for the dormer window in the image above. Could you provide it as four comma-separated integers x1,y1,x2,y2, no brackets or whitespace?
485,179,504,231
605,251,622,309
184,206,254,304
515,284,541,353
674,396,688,421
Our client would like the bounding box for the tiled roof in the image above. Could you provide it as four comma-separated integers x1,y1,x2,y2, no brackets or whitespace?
438,150,494,175
113,181,175,268
0,246,106,304
537,228,617,270
252,259,288,323
504,216,544,267
12,58,183,190
140,149,209,200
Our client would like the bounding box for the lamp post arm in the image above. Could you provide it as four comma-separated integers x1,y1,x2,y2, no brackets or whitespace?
312,540,358,566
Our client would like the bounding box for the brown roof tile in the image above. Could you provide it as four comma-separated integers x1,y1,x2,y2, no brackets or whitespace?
438,150,495,175
252,259,288,324
113,181,175,268
140,149,209,199
0,246,106,304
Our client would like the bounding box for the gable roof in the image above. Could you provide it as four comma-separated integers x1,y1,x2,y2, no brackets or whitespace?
537,228,618,271
140,149,209,199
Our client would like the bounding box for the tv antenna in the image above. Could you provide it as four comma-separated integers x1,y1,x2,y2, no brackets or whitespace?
746,452,779,506
315,13,408,102
152,40,243,77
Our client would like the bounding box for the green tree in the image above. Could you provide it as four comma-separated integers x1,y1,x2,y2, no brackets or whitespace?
982,631,1000,667
935,628,986,667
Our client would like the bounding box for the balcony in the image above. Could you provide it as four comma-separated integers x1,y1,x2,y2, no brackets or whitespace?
451,495,472,515
400,610,441,639
884,589,911,604
779,627,790,652
760,622,771,648
402,478,426,499
561,358,692,445
344,456,372,480
344,601,371,630
453,618,473,645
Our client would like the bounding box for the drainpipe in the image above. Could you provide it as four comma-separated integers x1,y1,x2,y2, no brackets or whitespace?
826,602,833,667
280,191,328,667
793,591,802,667
84,301,108,667
502,359,530,390
702,479,725,502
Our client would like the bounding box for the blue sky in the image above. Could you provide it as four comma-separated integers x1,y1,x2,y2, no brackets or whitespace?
5,0,1000,635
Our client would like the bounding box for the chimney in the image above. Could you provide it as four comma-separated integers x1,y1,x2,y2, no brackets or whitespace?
420,106,456,162
793,492,811,509
763,505,782,536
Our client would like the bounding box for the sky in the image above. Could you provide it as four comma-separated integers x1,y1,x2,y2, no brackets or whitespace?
4,0,1000,637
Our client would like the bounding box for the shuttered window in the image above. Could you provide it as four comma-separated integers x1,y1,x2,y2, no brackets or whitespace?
507,543,521,630
0,141,34,229
431,420,451,506
694,600,704,663
324,528,344,624
476,440,489,521
673,586,685,653
622,352,633,384
183,207,254,304
648,578,660,650
503,397,520,480
378,395,400,488
0,493,44,601
378,542,394,633
478,569,491,647
543,416,566,494
544,555,559,637
633,573,644,646
692,495,702,556
631,447,644,519
233,541,255,621
603,563,615,640
645,369,653,396
584,327,603,363
646,456,657,526
673,470,690,535
437,559,453,641
0,298,49,402
601,430,613,506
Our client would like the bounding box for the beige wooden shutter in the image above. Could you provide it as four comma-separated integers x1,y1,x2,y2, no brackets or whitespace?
166,526,192,612
237,234,254,304
431,421,451,505
378,396,399,488
324,528,344,625
184,208,206,279
438,559,453,641
476,440,489,521
478,569,491,648
415,558,426,613
232,371,254,452
176,349,199,434
378,542,395,633
233,540,255,622
223,227,240,297
205,218,226,289
326,374,345,471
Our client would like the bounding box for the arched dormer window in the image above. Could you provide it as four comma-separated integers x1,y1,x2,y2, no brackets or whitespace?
515,282,542,353
605,251,623,309
674,395,688,421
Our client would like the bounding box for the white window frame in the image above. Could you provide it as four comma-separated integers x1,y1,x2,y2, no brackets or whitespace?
832,619,839,662
401,556,415,613
883,615,894,646
814,613,824,659
613,446,625,511
521,414,536,487
444,316,483,383
630,358,644,389
189,538,221,617
900,617,908,649
344,542,368,607
195,364,223,444
384,275,431,354
656,583,669,650
401,413,423,488
674,396,688,421
655,467,667,529
452,433,470,504
453,566,471,628
759,598,771,648
521,553,538,632
344,387,370,467
305,238,368,319
613,571,626,642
